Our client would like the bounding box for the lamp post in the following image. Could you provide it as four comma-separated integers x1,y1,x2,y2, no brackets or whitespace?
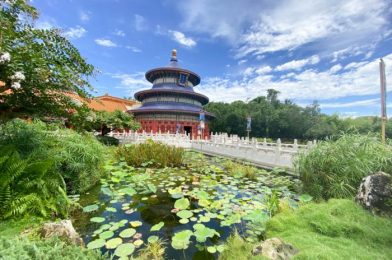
246,115,251,140
380,58,387,143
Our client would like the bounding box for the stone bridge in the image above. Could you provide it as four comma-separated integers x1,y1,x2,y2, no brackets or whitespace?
109,132,314,170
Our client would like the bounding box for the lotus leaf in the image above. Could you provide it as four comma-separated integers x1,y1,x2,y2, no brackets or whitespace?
119,187,137,196
133,239,144,247
299,194,313,202
199,216,210,223
83,204,99,213
87,238,105,249
194,226,219,243
148,235,159,243
100,224,111,230
176,210,193,219
193,223,205,230
119,228,136,238
150,222,164,231
114,243,135,257
90,217,105,223
130,221,142,227
179,218,189,224
171,230,193,250
106,207,117,212
99,230,114,239
105,237,123,249
147,183,157,193
207,246,217,253
174,198,190,210
216,244,225,252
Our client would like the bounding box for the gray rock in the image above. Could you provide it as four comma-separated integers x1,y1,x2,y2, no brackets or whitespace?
40,220,84,246
356,171,392,216
252,237,298,260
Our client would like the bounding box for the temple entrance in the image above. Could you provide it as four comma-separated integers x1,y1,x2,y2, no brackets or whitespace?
184,126,192,138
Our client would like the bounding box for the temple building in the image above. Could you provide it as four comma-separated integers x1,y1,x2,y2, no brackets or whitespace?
129,50,214,139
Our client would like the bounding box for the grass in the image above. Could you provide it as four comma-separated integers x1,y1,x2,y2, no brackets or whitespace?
266,199,392,259
136,239,166,260
218,232,266,260
222,160,260,180
294,133,392,199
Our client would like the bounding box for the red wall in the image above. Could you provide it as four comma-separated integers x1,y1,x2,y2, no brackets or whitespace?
137,120,210,139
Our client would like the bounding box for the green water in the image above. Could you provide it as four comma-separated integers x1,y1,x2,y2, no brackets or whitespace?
72,152,299,259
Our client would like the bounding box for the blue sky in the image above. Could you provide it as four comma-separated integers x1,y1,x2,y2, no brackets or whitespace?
31,0,392,117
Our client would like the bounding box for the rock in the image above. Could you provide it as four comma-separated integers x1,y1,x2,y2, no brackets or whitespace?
356,171,392,216
252,238,298,260
40,220,84,246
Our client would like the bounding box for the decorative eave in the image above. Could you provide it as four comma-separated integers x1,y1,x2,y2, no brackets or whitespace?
145,67,201,86
134,88,209,105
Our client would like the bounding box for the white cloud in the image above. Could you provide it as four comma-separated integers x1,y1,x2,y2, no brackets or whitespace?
319,98,379,108
237,59,247,65
112,73,150,93
126,46,142,53
275,55,320,71
114,29,125,37
63,26,86,39
80,11,90,22
329,64,342,73
169,30,197,48
95,38,117,47
255,66,272,74
134,14,147,31
195,53,392,102
176,0,391,59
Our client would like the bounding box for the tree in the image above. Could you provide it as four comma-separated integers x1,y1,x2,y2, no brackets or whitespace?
92,110,140,136
0,1,95,119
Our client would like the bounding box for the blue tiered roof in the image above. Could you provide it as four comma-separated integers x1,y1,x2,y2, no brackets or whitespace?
130,50,214,119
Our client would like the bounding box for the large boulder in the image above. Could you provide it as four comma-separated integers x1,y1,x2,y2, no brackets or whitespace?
252,237,298,260
356,171,392,216
40,220,84,246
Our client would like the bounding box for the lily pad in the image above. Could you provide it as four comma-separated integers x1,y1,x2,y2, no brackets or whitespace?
179,218,189,224
176,210,193,219
105,237,123,249
106,207,117,212
130,221,142,227
174,198,190,210
99,230,114,239
114,243,135,257
119,187,137,196
207,246,217,253
119,228,136,238
194,226,219,243
90,217,105,223
171,230,193,250
133,239,144,247
87,238,105,249
150,222,164,232
299,194,313,203
148,235,159,243
83,204,99,213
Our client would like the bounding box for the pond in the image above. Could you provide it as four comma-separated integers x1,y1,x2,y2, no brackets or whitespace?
72,151,300,259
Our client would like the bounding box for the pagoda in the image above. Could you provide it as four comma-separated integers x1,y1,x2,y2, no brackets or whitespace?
129,50,214,139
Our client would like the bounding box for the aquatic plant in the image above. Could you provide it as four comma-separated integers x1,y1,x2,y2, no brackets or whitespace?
136,239,166,260
116,140,184,168
222,160,259,180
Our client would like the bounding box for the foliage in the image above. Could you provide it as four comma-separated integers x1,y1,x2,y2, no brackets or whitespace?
0,237,105,260
72,109,140,136
0,148,69,219
0,119,107,194
218,232,265,260
0,1,96,119
116,140,184,167
266,199,392,259
295,134,392,200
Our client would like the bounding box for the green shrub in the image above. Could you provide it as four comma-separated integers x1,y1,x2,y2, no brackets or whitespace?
266,199,392,259
0,149,69,219
218,232,265,260
0,119,107,194
116,140,184,168
96,135,120,146
294,134,392,200
0,237,105,260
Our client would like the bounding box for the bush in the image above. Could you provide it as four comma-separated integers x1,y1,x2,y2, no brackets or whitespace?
116,140,184,167
0,149,69,219
294,134,392,200
0,119,107,194
223,160,259,180
218,232,265,260
0,237,105,260
266,199,392,259
96,135,120,146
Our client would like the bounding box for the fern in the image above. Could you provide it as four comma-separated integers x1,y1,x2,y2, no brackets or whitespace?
0,148,69,220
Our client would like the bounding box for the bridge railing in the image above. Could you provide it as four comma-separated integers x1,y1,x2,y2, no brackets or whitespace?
108,131,315,169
